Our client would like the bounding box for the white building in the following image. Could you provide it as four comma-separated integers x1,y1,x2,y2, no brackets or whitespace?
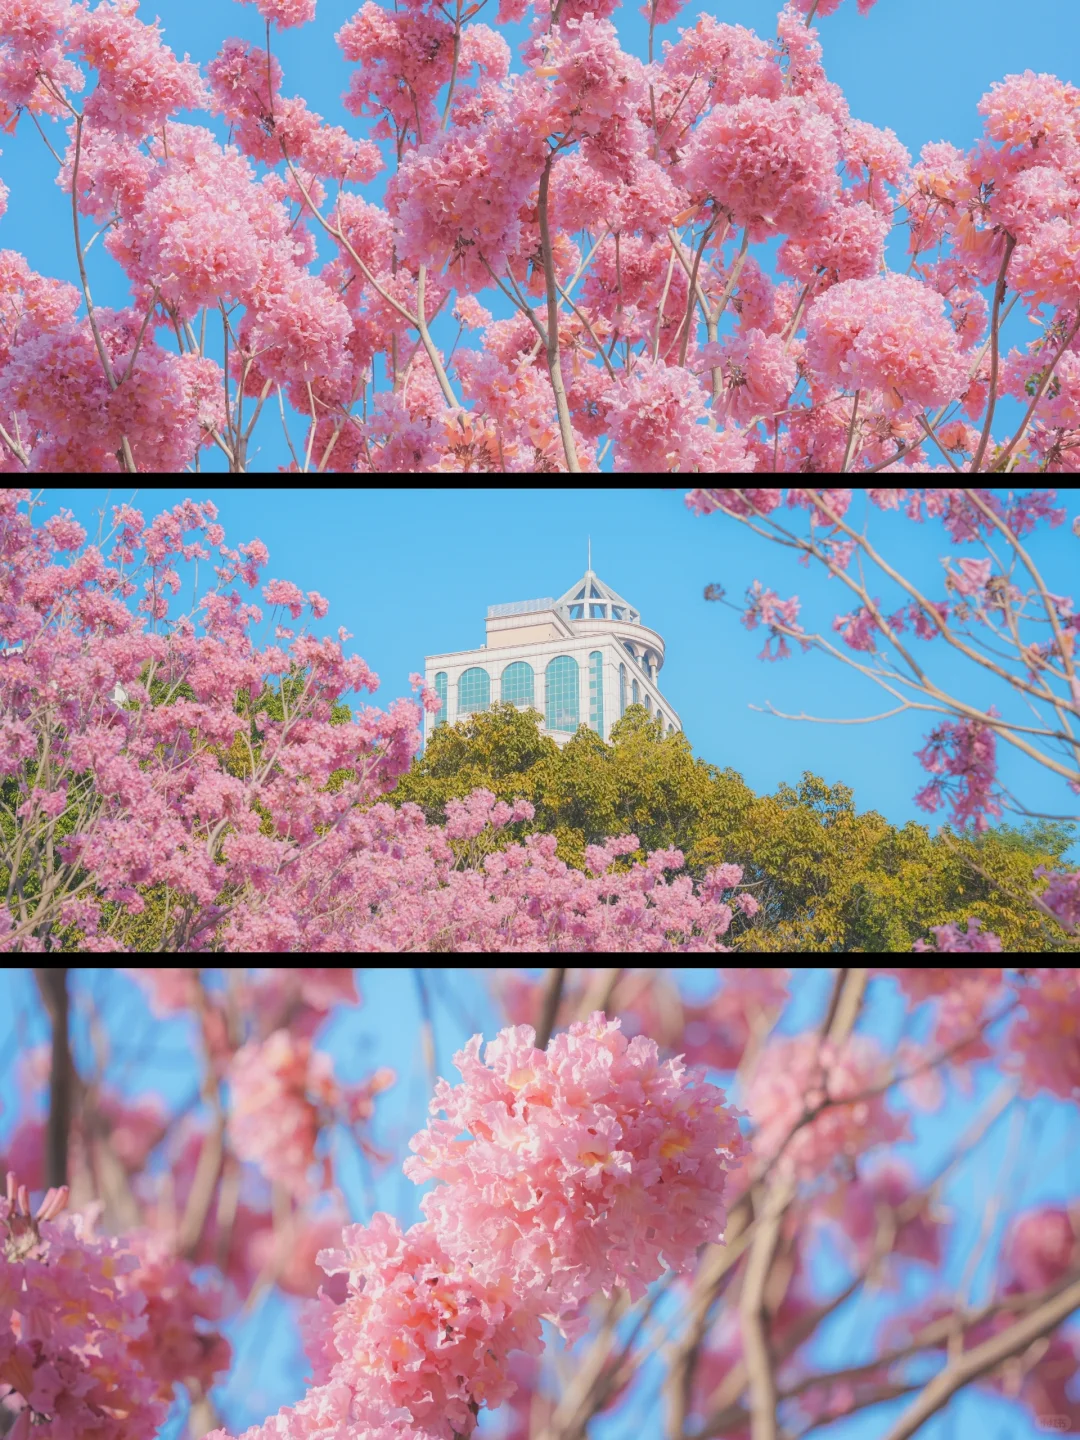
423,568,682,748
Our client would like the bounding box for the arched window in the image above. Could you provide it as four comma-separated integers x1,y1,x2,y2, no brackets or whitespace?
657,710,665,729
632,678,639,707
501,661,534,707
434,671,448,727
619,663,627,717
458,666,490,715
589,651,604,736
667,723,675,737
546,655,579,732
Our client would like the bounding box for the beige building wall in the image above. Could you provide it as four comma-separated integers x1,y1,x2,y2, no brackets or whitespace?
488,622,562,648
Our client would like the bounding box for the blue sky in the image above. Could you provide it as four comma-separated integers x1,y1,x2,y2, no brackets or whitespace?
1,0,1077,470
34,485,1080,863
1,967,1076,1440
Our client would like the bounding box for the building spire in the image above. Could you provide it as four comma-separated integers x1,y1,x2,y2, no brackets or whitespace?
587,535,591,573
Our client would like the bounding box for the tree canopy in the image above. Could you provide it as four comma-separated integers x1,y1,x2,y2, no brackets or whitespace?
389,702,1079,953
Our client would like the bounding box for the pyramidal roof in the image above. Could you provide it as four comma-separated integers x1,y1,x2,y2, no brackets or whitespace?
554,570,639,622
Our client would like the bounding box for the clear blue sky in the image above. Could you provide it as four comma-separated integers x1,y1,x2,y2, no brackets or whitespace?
1,0,1077,469
35,485,1080,863
1,967,1076,1440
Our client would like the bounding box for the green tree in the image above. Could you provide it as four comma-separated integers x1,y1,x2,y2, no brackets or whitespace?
389,704,1079,953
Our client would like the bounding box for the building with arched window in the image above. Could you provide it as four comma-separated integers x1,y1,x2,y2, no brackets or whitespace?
458,666,490,715
423,567,682,747
501,660,534,707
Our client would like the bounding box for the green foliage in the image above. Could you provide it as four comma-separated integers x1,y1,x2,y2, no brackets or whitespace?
10,679,1078,954
388,704,1079,954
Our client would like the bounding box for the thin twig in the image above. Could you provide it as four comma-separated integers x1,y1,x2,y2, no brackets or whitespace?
536,967,568,1049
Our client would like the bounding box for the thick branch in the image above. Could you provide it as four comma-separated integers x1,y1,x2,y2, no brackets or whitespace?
969,234,1016,474
34,968,72,1188
882,1272,1080,1440
740,1178,796,1440
538,155,581,473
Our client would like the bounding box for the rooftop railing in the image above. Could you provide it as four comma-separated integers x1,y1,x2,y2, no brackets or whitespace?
486,598,556,618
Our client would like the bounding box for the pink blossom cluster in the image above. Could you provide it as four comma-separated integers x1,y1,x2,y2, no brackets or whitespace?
0,1174,167,1440
878,967,1004,1064
812,1159,945,1273
208,1016,743,1440
0,1083,168,1194
805,273,969,416
3,0,1074,470
405,1014,745,1322
228,1030,394,1196
1007,968,1080,1100
679,966,786,1070
745,1034,907,1181
308,1214,544,1436
0,490,420,952
914,716,1003,835
118,1230,233,1405
1001,1206,1079,1293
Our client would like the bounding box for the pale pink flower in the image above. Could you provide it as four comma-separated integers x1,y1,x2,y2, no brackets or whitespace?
238,0,316,27
746,1034,907,1180
805,273,969,413
815,1159,945,1272
683,95,839,241
911,917,1004,952
1008,967,1080,1099
1002,1206,1080,1292
314,1214,543,1438
0,1176,167,1440
118,1230,231,1403
405,1014,744,1328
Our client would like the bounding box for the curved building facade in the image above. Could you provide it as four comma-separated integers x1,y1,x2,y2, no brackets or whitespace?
423,569,682,747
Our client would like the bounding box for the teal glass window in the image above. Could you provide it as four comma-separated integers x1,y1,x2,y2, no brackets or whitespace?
501,661,534,707
458,666,490,715
546,654,579,732
589,651,604,735
619,663,627,717
632,678,639,707
434,671,448,726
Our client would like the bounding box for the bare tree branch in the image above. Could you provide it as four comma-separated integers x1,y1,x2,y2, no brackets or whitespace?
536,967,568,1050
34,967,71,1188
882,1272,1080,1440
